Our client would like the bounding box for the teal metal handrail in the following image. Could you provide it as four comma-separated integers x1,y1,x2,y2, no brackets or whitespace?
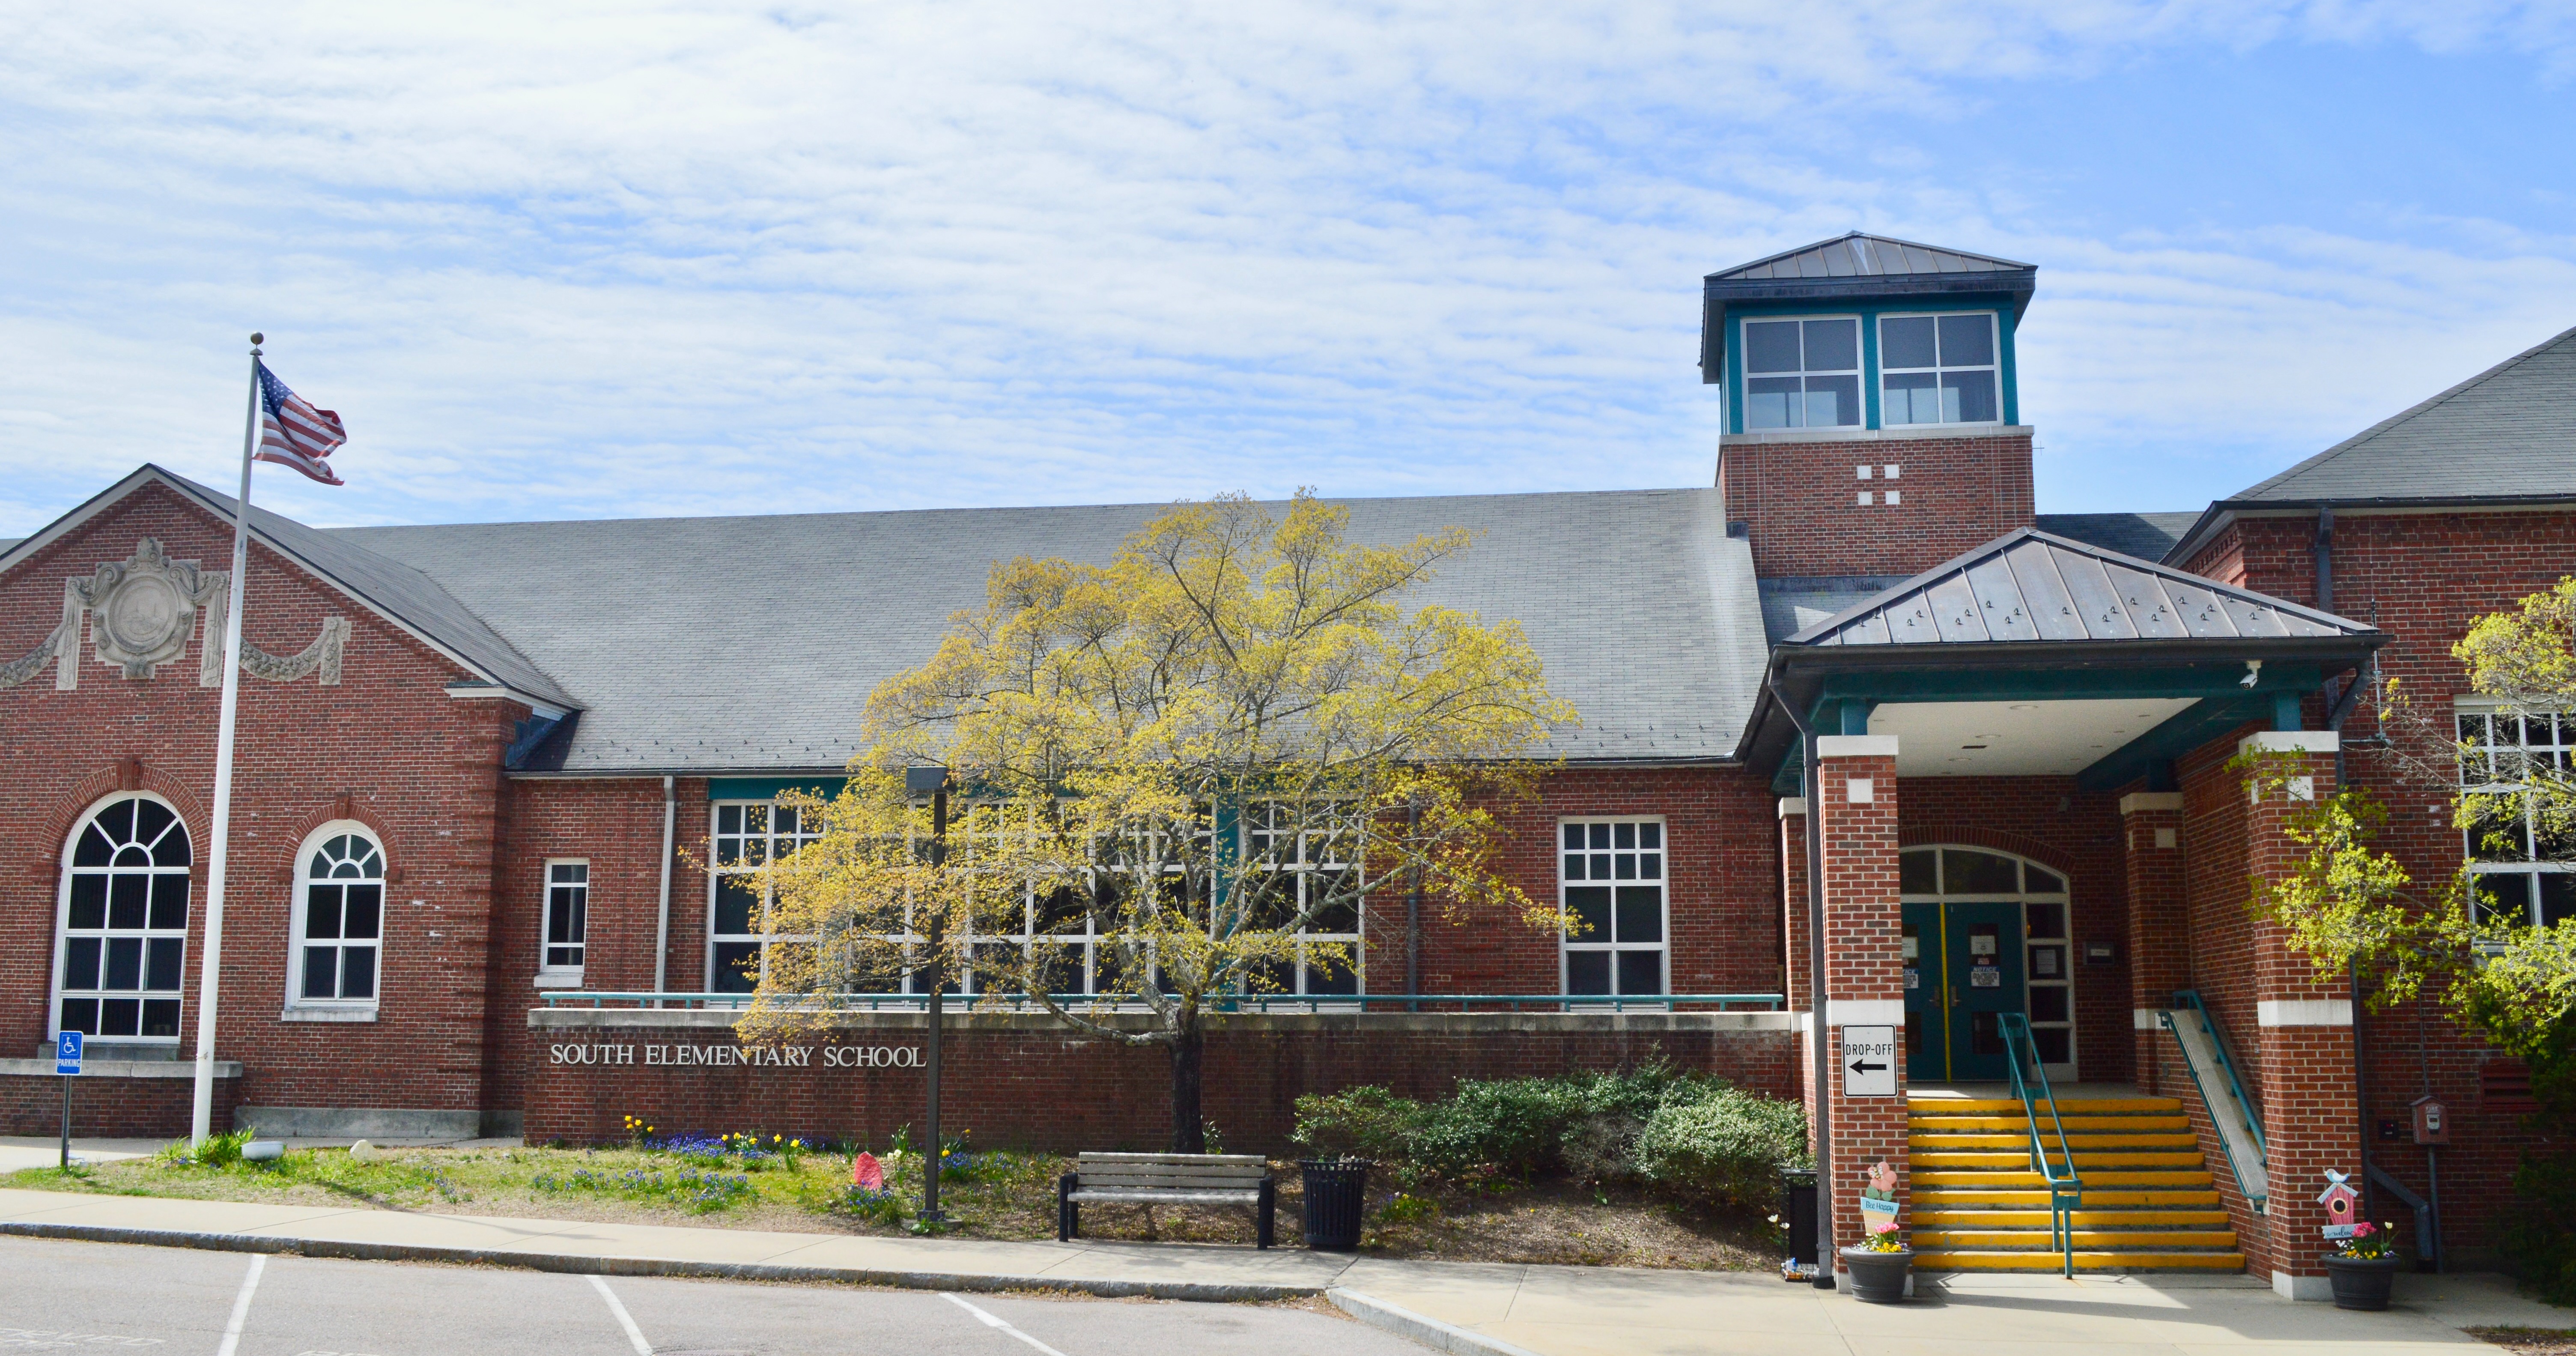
2169,990,2266,1158
1999,1011,2084,1277
539,991,1787,1013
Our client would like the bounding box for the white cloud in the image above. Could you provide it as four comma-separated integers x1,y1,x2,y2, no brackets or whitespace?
0,0,2571,533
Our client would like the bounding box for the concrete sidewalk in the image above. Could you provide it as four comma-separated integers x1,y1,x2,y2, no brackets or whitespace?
0,1184,2565,1356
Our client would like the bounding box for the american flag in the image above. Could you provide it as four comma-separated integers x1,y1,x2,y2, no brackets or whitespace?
254,361,347,486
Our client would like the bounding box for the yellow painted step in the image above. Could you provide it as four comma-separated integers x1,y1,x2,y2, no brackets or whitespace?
1911,1132,2198,1149
1913,1250,2245,1272
1908,1099,2182,1114
1914,1151,2208,1170
1913,1209,2233,1228
1914,1189,2222,1207
1913,1230,2239,1250
1909,1115,2191,1132
1916,1169,2212,1188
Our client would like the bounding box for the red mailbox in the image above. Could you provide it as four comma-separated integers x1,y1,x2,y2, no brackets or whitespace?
2412,1095,2451,1146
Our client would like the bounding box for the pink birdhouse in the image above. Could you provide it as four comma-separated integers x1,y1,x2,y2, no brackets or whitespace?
2317,1169,2360,1231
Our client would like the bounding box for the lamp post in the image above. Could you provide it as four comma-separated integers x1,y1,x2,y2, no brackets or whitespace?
905,764,951,1223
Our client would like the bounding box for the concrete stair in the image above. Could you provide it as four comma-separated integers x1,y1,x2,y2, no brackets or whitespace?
1907,1096,2244,1274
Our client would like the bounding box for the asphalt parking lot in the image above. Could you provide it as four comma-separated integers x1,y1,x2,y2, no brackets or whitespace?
0,1235,1430,1355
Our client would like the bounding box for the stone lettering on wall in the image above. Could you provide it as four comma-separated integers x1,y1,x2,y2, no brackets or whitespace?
545,1042,921,1069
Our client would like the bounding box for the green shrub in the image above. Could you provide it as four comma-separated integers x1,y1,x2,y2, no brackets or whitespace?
1633,1086,1811,1207
1292,1086,1425,1161
155,1127,257,1169
1407,1078,1583,1177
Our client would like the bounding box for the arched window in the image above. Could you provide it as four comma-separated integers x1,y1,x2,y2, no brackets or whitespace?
57,794,192,1041
293,825,385,1007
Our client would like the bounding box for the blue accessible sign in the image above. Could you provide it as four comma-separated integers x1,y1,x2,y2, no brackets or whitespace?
56,1030,82,1075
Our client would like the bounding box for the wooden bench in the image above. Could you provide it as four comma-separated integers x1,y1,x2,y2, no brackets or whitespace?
1057,1152,1276,1248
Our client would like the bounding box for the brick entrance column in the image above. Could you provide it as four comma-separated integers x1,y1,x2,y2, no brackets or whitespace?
2120,791,2188,1093
2239,731,2358,1300
1811,734,1908,1278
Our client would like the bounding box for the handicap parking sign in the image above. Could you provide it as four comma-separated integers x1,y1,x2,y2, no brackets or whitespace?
56,1030,82,1075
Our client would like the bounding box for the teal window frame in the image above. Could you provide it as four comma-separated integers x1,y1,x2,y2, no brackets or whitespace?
1725,299,2020,434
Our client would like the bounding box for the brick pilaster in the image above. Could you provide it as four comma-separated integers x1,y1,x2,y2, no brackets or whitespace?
1781,797,1812,1015
1811,737,1907,1274
2120,791,2188,1093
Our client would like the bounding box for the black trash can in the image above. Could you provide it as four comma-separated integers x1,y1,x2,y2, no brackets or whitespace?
1781,1168,1818,1268
1299,1157,1373,1251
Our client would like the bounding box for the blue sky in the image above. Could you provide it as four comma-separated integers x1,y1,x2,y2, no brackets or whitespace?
2,1,2573,537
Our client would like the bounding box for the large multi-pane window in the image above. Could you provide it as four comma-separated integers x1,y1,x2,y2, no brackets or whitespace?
2460,709,2576,926
542,860,589,979
710,801,820,992
1241,803,1362,998
1559,818,1667,996
1742,317,1861,430
56,795,191,1041
294,828,386,1006
1880,313,2000,425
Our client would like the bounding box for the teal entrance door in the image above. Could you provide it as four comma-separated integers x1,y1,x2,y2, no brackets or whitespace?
1900,899,2028,1081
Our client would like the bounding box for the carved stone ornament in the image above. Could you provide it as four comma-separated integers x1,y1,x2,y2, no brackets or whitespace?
0,538,350,691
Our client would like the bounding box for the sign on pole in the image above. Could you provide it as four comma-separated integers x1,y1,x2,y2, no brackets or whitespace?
1843,1025,1896,1097
55,1030,82,1076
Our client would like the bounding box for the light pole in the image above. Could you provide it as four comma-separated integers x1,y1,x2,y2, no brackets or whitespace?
905,764,951,1224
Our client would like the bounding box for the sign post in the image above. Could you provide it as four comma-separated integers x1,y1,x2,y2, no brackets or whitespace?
1843,1025,1897,1098
55,1030,83,1169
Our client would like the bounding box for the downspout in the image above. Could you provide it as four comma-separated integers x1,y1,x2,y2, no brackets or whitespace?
654,776,675,1006
1770,671,1834,1288
1405,798,1422,1013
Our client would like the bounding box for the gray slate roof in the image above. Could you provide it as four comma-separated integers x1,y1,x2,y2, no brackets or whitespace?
1707,233,2033,282
1757,576,1912,645
2032,512,2200,562
331,488,1770,773
1788,528,2372,647
2231,323,2576,504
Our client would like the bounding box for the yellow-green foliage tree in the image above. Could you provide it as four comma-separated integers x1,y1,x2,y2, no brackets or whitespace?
739,493,1575,1151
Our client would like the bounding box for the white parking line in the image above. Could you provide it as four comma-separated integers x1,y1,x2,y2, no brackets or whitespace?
215,1254,265,1356
941,1292,1071,1356
586,1275,652,1356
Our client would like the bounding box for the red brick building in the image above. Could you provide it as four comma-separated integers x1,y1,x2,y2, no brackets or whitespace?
4,232,2571,1297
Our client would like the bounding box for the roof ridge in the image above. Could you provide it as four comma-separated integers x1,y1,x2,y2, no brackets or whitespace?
1706,231,2035,280
2230,321,2576,502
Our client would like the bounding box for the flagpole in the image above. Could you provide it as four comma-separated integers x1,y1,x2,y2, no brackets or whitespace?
191,332,262,1147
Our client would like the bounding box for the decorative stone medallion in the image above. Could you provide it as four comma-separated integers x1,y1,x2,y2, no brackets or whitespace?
75,538,224,680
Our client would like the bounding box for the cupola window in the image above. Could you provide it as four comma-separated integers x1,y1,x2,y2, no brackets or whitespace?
1880,313,2000,425
1742,317,1861,430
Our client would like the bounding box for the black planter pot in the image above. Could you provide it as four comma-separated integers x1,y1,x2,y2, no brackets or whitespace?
2323,1254,2402,1311
1299,1158,1373,1251
1839,1245,1912,1303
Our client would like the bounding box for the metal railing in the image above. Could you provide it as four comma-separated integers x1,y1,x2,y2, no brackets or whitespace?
539,990,1786,1013
1999,1011,2084,1277
2162,989,2269,1213
2168,990,2266,1158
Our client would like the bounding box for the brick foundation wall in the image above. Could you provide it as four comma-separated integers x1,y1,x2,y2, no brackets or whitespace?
523,1012,1801,1151
1720,430,2035,578
0,1072,239,1137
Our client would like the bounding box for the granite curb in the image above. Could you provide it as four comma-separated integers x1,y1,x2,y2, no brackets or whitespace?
1328,1287,1543,1356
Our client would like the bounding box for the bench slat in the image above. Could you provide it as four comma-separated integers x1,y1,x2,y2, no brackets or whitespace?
1076,1153,1267,1166
1069,1189,1263,1205
1081,1177,1267,1190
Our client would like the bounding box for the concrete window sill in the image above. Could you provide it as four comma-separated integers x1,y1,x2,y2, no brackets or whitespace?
533,972,586,989
279,1007,379,1023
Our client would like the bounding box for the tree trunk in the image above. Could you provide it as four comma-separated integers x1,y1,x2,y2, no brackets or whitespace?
1168,1021,1205,1153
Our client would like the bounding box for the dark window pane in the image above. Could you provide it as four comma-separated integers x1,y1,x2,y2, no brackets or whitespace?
60,998,98,1034
69,875,107,929
2034,1027,2072,1063
1588,823,1610,850
142,999,179,1038
1246,958,1294,994
1639,852,1662,880
2025,902,2065,939
343,885,382,940
74,822,114,868
307,886,344,940
146,938,183,991
1036,885,1088,935
718,804,742,835
150,874,190,929
1883,371,1938,425
1942,369,1998,423
1615,886,1664,944
2477,873,2535,923
2026,866,2067,894
1306,949,1360,995
1566,886,1611,940
100,998,140,1036
546,944,580,968
104,937,142,990
147,814,190,866
2461,714,2488,744
1566,951,1611,995
1944,849,2019,894
1804,318,1858,371
113,845,152,868
714,876,759,935
1563,854,1585,881
1562,824,1583,850
1639,823,1661,850
742,804,768,835
1309,895,1360,936
109,874,149,930
1881,316,1937,369
1744,320,1802,374
1616,950,1662,995
1244,881,1296,932
1938,313,1995,366
2028,987,2070,1022
341,947,376,1000
65,938,100,990
1613,854,1636,880
712,941,761,993
1034,944,1084,996
1590,853,1611,878
1806,374,1861,427
2542,874,2576,927
99,800,134,845
1613,822,1636,850
1900,849,1938,894
304,946,339,999
1969,1010,2002,1056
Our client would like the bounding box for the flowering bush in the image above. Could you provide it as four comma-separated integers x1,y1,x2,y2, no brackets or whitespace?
2338,1220,2400,1261
1852,1228,1908,1253
533,1166,753,1213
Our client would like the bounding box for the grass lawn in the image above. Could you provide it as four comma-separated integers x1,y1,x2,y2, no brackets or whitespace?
3,1136,1780,1270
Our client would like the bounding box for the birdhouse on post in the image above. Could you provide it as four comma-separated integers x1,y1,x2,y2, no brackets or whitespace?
2317,1169,2361,1240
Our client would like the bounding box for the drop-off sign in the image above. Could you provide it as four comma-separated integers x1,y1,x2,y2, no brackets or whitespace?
1843,1025,1897,1097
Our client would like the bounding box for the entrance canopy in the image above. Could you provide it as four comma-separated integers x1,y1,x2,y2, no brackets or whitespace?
1738,528,2387,792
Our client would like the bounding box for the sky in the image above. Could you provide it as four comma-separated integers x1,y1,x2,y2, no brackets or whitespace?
2,1,2573,537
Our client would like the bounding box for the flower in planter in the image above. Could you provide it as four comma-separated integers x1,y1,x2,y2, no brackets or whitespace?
2337,1220,2399,1261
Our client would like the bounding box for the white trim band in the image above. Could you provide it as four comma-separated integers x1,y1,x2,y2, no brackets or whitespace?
2135,1008,2163,1030
1779,797,1807,818
2257,999,2352,1027
2119,792,2184,814
1818,735,1899,759
1794,1000,1908,1032
2239,731,2338,756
